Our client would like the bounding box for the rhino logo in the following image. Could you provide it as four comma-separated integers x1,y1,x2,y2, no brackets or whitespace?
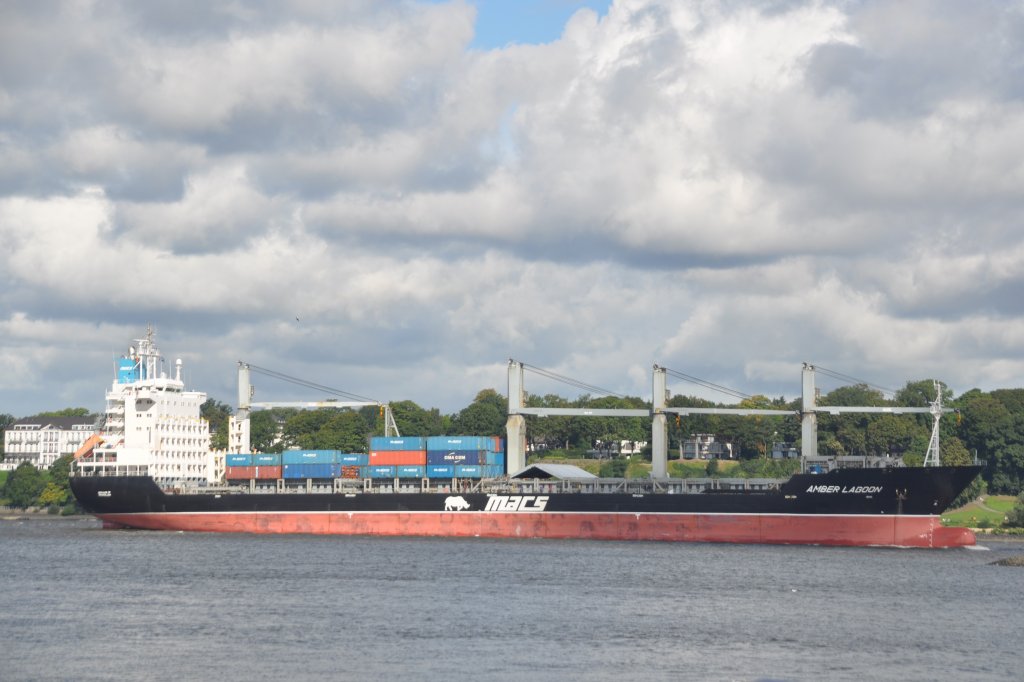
444,495,471,511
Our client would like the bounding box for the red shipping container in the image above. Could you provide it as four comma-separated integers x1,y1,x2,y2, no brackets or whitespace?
225,465,256,480
369,450,426,466
254,465,282,480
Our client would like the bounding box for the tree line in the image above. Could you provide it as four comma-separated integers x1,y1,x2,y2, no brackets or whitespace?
1,455,76,512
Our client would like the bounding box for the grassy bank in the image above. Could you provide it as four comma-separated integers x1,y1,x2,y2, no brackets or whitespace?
942,495,1016,528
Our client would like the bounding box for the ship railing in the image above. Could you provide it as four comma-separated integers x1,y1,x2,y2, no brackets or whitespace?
203,475,786,495
800,455,906,473
72,464,149,478
79,451,119,463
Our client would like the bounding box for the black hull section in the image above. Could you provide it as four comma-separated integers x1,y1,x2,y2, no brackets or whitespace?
71,465,980,517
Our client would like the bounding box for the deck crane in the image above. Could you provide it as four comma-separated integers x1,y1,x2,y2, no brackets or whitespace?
507,361,956,478
228,362,399,454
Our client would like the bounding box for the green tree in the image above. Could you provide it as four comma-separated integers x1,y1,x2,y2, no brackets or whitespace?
38,482,67,507
990,444,1024,493
818,434,846,458
1005,492,1024,528
282,409,335,449
894,380,951,409
249,410,284,453
201,399,233,450
666,395,721,451
316,411,371,452
3,462,46,508
866,415,923,457
49,454,74,496
277,408,371,452
820,384,888,407
389,400,446,436
957,393,1022,494
524,394,573,450
0,412,14,459
705,458,719,477
987,389,1024,415
940,436,972,466
449,389,507,436
33,408,91,417
599,458,628,477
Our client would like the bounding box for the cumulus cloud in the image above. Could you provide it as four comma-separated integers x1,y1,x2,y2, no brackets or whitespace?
1,0,1024,417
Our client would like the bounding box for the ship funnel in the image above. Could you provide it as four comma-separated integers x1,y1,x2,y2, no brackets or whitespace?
175,358,183,381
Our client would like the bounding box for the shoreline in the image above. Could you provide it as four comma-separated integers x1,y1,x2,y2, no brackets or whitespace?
971,527,1024,537
0,508,88,521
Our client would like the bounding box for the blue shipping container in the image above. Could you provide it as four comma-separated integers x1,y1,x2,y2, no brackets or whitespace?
483,464,504,478
426,464,455,479
484,452,505,466
427,450,484,466
253,454,281,465
397,465,426,478
369,436,426,451
226,454,252,466
339,453,369,465
426,435,491,451
282,450,339,465
368,465,397,479
283,463,341,479
455,465,482,478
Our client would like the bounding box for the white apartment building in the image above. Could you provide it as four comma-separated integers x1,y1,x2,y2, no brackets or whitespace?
2,416,99,470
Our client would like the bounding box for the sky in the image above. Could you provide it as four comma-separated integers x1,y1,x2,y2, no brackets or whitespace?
2,0,1024,418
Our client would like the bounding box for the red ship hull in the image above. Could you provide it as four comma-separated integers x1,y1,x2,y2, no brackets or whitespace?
96,511,976,548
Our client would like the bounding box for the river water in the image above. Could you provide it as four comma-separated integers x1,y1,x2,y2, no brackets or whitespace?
2,517,1022,681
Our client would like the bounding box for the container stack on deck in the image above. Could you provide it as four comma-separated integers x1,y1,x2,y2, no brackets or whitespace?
369,436,427,479
425,436,505,479
224,453,283,480
222,436,506,483
283,450,342,479
340,453,369,479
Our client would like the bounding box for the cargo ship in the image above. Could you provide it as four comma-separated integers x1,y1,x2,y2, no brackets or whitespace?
70,331,982,548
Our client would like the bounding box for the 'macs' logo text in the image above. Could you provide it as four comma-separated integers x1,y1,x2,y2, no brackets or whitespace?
484,495,549,512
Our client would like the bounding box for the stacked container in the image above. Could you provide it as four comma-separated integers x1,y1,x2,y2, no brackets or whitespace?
253,453,282,480
426,464,454,479
397,465,425,478
225,453,255,480
224,439,506,482
483,448,506,478
370,436,426,452
426,436,506,478
370,436,426,478
282,450,342,479
339,452,369,479
367,465,397,479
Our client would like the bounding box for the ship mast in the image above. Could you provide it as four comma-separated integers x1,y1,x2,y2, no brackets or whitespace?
923,380,944,467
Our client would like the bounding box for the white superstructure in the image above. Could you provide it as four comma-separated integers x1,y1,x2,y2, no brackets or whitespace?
76,327,218,484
